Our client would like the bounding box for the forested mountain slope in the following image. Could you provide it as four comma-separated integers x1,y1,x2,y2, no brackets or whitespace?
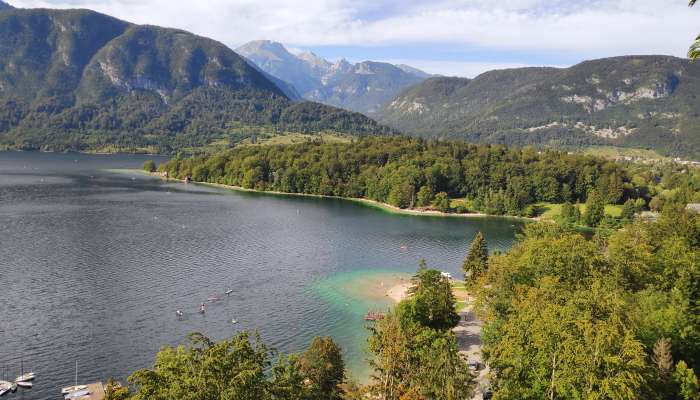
379,56,700,159
0,7,389,153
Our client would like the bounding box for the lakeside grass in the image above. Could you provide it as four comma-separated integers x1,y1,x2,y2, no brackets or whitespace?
535,202,623,219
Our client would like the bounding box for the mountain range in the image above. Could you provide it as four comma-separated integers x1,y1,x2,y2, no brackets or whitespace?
378,56,700,159
1,2,699,159
236,40,430,115
0,5,388,153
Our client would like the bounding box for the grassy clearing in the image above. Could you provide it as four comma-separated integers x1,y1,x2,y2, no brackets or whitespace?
583,146,669,161
535,202,623,219
240,132,352,146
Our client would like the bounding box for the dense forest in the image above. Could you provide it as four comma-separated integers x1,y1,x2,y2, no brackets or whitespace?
155,137,700,224
474,205,700,399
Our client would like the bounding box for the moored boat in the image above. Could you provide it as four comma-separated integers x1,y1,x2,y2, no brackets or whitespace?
16,372,35,382
15,380,32,388
0,381,11,396
64,389,91,399
61,385,88,394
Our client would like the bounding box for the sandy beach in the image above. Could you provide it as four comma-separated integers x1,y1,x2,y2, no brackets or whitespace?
386,283,412,303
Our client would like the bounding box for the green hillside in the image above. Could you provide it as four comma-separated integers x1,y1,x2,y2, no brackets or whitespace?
379,56,700,159
0,7,389,153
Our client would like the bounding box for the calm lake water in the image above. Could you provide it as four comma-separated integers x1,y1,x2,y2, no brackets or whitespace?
0,151,523,399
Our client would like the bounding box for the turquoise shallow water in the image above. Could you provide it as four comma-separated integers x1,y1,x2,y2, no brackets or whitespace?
0,151,522,398
310,269,412,381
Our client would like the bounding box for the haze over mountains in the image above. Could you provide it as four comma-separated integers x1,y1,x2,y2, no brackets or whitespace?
236,40,430,115
379,56,700,159
0,5,387,152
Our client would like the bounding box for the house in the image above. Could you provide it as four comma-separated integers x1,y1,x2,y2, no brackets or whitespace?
441,272,453,281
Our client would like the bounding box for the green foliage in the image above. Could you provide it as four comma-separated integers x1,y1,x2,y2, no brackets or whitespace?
559,201,582,225
368,265,473,400
128,331,270,400
163,137,700,219
673,361,700,400
142,160,156,173
415,185,434,207
584,190,605,227
478,209,700,399
300,337,345,399
126,331,346,400
621,198,637,223
408,267,461,330
462,231,488,284
690,1,700,61
431,191,450,212
486,278,648,400
105,378,130,400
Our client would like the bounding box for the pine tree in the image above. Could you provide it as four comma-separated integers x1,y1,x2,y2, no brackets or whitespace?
463,231,488,284
584,190,605,227
620,199,636,223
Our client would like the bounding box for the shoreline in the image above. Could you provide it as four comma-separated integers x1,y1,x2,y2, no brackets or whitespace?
123,169,538,222
386,283,411,303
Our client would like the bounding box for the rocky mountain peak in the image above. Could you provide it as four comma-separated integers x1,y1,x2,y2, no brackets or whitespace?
298,51,330,70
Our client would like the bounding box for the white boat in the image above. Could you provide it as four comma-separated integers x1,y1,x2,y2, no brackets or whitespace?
15,359,35,383
15,381,32,388
225,289,233,295
61,360,86,395
0,381,11,396
10,383,16,393
16,372,34,382
61,385,88,394
64,389,91,399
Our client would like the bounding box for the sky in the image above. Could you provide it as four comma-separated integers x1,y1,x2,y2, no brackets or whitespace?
7,0,700,77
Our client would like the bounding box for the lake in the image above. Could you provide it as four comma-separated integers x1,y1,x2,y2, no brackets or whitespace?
0,151,523,399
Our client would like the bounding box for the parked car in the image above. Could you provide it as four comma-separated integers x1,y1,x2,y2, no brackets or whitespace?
482,389,493,399
468,359,479,371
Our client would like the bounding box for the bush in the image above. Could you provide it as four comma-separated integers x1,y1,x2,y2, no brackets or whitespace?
143,160,156,173
432,192,451,213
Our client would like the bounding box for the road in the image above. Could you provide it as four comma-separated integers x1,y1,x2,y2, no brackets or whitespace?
453,297,489,399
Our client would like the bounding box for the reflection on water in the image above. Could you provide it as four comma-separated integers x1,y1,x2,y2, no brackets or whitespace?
0,151,523,398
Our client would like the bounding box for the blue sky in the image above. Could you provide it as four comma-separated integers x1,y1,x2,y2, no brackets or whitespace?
9,0,700,77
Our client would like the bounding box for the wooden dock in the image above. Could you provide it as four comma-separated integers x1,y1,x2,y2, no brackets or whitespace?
65,382,105,400
364,310,386,321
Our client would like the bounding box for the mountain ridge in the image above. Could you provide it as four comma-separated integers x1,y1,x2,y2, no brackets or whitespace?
0,7,389,153
236,40,431,115
379,55,700,159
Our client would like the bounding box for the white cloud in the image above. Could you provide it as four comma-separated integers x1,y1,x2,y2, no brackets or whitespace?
7,0,700,76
